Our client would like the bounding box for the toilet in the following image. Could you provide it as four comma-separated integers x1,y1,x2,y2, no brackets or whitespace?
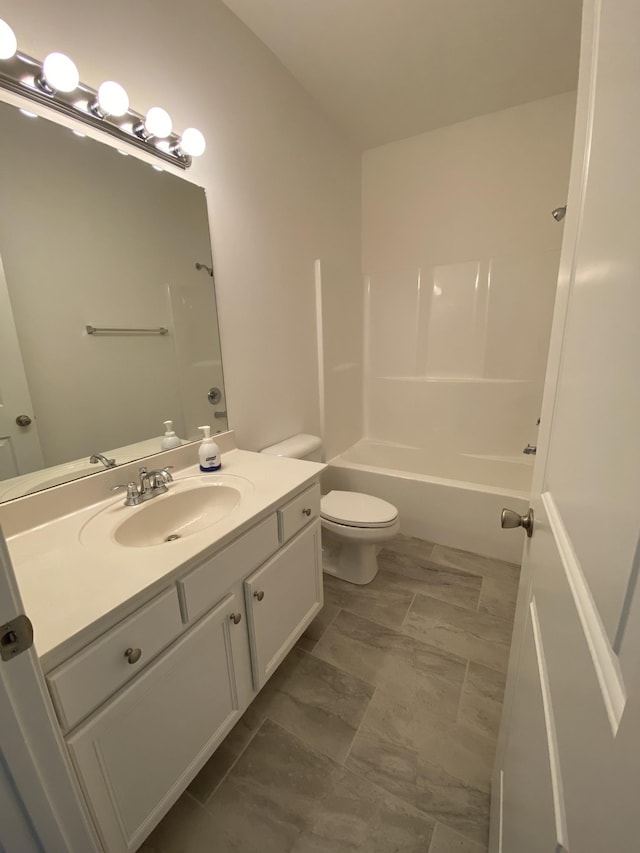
261,434,399,585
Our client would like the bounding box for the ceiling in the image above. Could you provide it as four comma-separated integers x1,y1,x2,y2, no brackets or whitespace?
222,0,582,150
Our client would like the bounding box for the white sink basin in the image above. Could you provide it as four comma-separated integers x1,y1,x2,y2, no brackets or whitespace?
80,474,253,548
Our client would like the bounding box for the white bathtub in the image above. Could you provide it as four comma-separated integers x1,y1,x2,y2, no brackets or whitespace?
324,439,532,564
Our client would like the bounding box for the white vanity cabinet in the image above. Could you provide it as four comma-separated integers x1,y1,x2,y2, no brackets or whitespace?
66,592,242,852
245,519,322,689
45,477,324,853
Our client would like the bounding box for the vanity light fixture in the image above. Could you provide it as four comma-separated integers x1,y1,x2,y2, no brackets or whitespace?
0,17,205,169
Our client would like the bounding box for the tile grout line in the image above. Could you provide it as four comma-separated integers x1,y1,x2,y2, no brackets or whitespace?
399,592,417,631
311,602,341,647
269,716,442,846
341,716,489,849
477,575,485,612
265,709,441,831
375,561,485,615
200,720,265,809
340,682,378,768
314,603,470,677
455,658,471,726
320,593,416,636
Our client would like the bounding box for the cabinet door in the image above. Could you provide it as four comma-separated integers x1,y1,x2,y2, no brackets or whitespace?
244,519,322,689
67,594,242,853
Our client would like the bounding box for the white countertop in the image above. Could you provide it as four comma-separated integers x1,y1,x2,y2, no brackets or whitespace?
6,449,324,669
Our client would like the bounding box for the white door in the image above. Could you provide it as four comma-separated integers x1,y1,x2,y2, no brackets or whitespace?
0,526,99,852
0,254,43,479
492,1,640,851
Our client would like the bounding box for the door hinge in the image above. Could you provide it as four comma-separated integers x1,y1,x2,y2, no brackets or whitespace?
1,614,34,661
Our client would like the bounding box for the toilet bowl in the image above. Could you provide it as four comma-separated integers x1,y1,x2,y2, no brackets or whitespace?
320,490,399,585
260,434,400,586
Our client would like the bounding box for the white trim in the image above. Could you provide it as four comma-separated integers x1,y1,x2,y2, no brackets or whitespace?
531,0,599,501
543,491,626,733
497,769,504,853
529,596,569,851
362,275,371,438
313,260,326,459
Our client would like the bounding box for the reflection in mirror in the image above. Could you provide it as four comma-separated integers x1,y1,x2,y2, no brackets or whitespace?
0,99,227,502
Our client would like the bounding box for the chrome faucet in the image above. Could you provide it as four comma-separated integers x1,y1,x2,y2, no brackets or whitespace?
113,466,173,506
90,452,116,469
523,444,537,456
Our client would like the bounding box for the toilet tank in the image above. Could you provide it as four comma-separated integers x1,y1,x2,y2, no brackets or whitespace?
260,433,323,462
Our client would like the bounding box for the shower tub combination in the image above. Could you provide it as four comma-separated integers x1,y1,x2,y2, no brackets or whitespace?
324,438,532,564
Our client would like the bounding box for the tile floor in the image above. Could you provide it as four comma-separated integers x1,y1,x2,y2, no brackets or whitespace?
142,535,520,853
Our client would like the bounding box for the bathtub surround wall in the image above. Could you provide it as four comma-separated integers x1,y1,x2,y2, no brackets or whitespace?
315,259,364,461
2,0,362,457
362,92,576,461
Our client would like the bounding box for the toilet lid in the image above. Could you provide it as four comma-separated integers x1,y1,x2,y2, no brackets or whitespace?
321,490,398,528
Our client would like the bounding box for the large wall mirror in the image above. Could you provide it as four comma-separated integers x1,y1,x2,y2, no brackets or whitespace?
0,98,227,502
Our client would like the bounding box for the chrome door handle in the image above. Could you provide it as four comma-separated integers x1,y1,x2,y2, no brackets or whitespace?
501,508,534,538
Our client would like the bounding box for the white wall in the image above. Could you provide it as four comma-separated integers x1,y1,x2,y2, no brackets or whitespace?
362,92,576,458
2,0,362,456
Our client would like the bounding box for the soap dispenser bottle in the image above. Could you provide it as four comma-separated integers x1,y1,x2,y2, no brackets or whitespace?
161,420,182,451
198,425,221,471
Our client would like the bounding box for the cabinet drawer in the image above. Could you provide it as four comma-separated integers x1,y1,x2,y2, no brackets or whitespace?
47,587,182,732
277,482,321,543
178,514,279,623
245,520,323,689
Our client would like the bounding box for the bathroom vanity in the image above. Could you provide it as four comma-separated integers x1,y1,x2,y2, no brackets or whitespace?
4,443,324,852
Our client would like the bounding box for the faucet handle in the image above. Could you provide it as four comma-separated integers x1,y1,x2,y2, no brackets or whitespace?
149,467,173,489
112,482,141,505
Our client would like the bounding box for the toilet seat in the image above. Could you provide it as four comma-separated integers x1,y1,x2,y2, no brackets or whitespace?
321,490,398,529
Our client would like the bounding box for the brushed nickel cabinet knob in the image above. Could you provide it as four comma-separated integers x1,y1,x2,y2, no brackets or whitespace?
230,613,242,624
124,647,142,664
302,508,312,516
253,590,265,601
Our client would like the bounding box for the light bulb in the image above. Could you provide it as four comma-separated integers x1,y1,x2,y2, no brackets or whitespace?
180,127,206,157
0,19,17,60
144,106,172,138
96,81,129,117
42,52,79,93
